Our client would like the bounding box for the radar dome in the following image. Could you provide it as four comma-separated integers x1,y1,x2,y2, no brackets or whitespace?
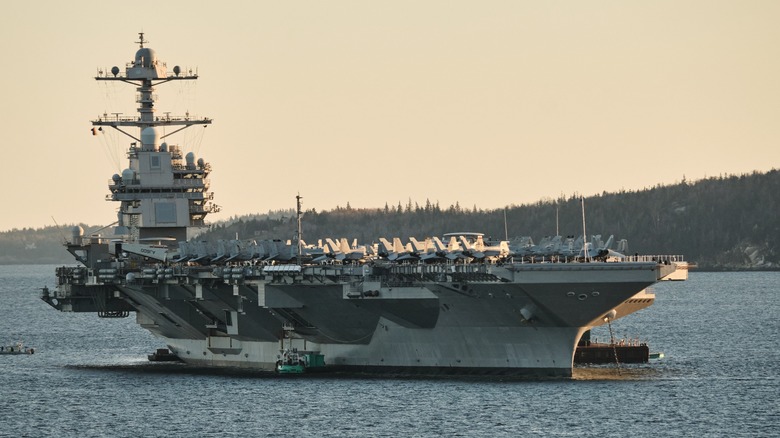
71,226,84,244
197,158,205,169
160,142,168,152
111,66,120,77
72,225,84,237
134,47,157,68
173,66,181,76
185,152,196,169
112,174,121,183
141,127,159,151
122,168,135,182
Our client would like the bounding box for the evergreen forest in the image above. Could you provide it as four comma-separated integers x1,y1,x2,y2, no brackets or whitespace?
2,169,777,270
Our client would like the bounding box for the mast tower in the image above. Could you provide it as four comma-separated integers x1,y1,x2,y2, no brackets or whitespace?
95,33,219,242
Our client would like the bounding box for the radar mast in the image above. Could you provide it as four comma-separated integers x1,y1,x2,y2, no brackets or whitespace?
96,35,219,243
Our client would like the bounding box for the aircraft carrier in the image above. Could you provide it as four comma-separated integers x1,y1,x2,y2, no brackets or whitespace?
41,35,687,377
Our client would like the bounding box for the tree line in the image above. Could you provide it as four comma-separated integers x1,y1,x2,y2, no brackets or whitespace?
2,169,777,269
203,169,779,269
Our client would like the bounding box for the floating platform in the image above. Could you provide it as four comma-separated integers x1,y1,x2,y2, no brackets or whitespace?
574,342,649,364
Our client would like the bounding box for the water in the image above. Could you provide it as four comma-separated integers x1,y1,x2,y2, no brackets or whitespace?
1,265,777,437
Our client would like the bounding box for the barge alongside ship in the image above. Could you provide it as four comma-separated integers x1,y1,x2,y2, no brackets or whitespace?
41,35,687,377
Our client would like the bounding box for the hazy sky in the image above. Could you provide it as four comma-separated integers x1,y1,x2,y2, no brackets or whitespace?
1,1,778,232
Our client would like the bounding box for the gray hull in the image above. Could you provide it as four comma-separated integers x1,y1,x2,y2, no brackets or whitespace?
44,261,668,377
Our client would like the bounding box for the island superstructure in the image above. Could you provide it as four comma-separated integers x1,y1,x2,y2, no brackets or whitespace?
41,36,686,377
95,33,217,245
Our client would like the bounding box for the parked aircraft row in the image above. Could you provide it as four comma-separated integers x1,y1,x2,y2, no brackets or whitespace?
133,232,625,265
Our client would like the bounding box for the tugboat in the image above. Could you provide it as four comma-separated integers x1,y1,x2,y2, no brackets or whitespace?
276,349,306,374
275,324,325,374
0,342,34,355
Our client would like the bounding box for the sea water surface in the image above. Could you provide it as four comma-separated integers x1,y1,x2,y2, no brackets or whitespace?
0,265,777,437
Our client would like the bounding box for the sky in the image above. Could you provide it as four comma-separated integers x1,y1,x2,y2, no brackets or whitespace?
1,1,778,232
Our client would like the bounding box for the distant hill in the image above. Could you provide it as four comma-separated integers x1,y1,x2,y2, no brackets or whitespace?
0,224,81,265
3,169,778,269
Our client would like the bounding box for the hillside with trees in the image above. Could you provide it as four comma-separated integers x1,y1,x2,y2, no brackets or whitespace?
2,169,778,269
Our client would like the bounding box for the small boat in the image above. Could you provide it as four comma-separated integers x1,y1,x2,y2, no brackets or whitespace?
649,352,665,360
147,348,181,362
0,342,34,355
